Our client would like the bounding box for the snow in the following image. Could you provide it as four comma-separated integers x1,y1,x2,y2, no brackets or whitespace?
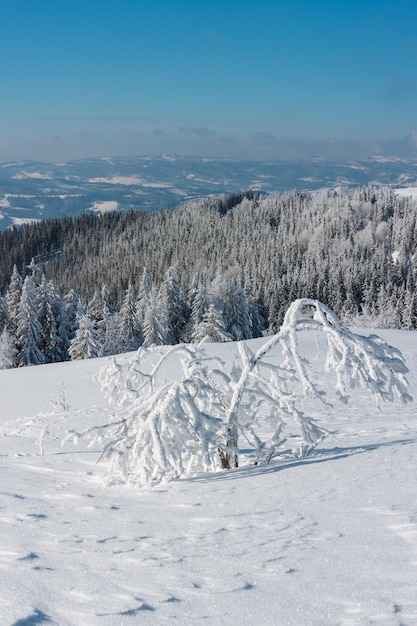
394,187,417,199
11,217,41,226
100,157,116,165
89,176,145,185
89,200,119,214
12,172,53,180
88,176,173,188
0,195,11,208
1,329,417,624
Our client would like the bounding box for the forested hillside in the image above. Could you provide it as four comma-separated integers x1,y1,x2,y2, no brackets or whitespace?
1,186,417,367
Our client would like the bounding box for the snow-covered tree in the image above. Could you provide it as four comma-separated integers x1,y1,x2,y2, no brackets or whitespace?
225,285,252,340
86,287,115,355
69,299,411,487
136,267,152,328
64,289,85,342
68,313,103,360
16,276,46,367
159,266,188,344
191,303,232,343
5,265,22,333
186,274,210,340
118,282,142,351
0,295,10,333
0,326,17,369
37,276,70,363
219,298,412,468
142,289,167,348
246,288,266,338
88,345,225,484
26,257,42,283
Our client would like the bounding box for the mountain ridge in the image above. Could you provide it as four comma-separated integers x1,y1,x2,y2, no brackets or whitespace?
1,153,417,230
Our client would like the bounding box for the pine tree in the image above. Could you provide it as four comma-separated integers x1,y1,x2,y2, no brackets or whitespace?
16,275,46,366
119,282,142,351
136,267,153,328
142,289,167,348
68,313,103,360
0,295,10,333
47,280,71,361
5,265,23,334
64,289,85,342
192,304,232,343
186,274,209,341
87,289,112,353
26,257,42,284
37,275,60,363
246,288,266,338
0,326,17,369
102,312,125,356
159,267,189,344
225,285,252,340
96,285,116,355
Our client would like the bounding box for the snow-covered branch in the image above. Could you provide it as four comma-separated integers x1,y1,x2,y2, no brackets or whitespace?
74,299,411,486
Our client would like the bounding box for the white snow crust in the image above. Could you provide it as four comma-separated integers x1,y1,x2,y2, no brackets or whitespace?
1,330,417,625
89,201,119,214
88,176,172,188
394,187,417,199
12,172,53,180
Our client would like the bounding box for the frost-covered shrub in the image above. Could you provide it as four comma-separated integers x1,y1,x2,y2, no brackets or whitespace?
66,299,411,486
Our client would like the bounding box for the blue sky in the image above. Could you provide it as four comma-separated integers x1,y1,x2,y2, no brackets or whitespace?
1,0,417,162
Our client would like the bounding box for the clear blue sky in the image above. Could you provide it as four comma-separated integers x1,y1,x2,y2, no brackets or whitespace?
1,0,417,162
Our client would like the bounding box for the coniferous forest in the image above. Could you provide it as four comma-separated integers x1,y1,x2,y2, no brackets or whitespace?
1,185,417,367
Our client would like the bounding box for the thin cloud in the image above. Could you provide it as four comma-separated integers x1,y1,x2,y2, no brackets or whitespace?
376,129,417,156
178,124,217,138
42,115,155,122
153,128,170,138
73,129,98,139
253,131,277,144
120,128,144,138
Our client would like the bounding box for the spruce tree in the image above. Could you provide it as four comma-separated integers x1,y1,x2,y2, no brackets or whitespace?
0,326,17,369
159,267,188,344
5,265,23,334
64,289,85,342
136,267,152,328
142,289,166,348
119,281,142,351
16,275,46,366
192,304,232,343
0,295,10,333
69,313,103,360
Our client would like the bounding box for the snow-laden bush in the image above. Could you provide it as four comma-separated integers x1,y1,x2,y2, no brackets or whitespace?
67,299,412,486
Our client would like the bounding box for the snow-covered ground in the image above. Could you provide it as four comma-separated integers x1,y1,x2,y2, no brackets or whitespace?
1,329,417,625
394,187,417,199
89,200,120,214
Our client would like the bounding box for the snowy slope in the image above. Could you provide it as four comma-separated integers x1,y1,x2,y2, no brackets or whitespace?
1,330,417,625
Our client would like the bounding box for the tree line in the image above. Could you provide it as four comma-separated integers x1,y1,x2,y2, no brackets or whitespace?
0,259,265,368
1,185,417,368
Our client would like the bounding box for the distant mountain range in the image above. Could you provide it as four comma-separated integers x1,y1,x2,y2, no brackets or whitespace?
1,153,417,230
